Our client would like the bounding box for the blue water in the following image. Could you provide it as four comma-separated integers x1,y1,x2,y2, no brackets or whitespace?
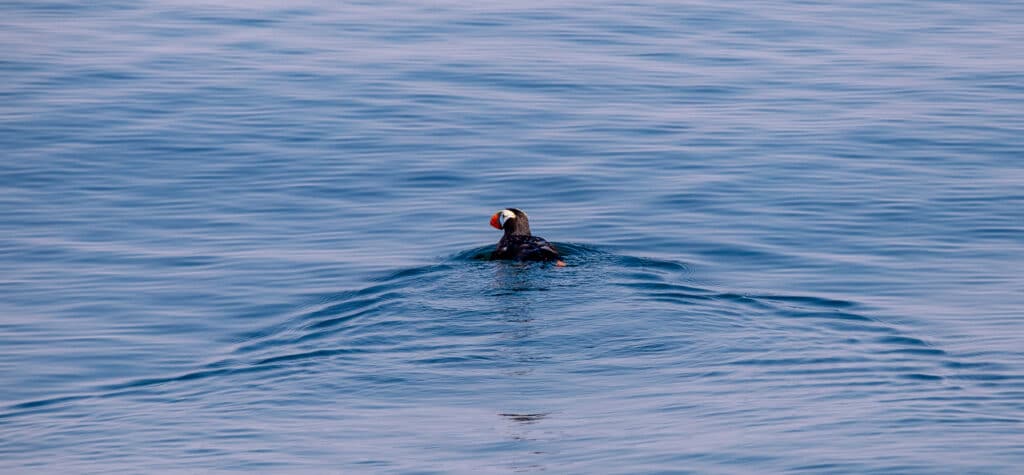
2,1,1023,473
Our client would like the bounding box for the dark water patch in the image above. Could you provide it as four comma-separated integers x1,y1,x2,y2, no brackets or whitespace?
782,310,875,322
876,335,932,347
730,356,870,367
253,348,368,367
3,394,91,416
900,373,944,382
942,360,1012,371
413,354,499,366
951,373,1019,382
753,294,861,310
879,347,948,357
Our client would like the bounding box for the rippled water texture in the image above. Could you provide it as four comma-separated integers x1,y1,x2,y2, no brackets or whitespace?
2,1,1023,473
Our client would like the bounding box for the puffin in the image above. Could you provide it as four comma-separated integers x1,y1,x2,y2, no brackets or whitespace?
489,208,565,265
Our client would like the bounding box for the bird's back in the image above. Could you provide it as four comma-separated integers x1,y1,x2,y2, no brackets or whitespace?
493,234,560,261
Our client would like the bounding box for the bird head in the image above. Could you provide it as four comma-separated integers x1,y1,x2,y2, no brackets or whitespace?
489,208,531,235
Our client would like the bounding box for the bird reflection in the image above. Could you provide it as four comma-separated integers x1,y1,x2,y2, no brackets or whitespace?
489,263,556,472
499,412,549,424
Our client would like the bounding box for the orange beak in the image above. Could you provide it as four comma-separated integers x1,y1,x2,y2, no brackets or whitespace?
489,212,502,230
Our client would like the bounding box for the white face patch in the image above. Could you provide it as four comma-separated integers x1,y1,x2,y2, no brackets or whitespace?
498,209,516,228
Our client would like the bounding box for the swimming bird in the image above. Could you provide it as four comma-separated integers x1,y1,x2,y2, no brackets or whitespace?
489,208,564,265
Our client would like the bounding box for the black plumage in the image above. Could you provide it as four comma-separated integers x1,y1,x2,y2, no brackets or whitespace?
489,208,562,263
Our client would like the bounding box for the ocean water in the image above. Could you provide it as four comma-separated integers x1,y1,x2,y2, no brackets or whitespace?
2,1,1023,473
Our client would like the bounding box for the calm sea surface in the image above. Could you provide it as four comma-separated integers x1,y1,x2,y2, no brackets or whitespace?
2,1,1023,473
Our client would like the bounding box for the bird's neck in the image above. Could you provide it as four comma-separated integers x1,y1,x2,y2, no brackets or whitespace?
504,222,531,236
